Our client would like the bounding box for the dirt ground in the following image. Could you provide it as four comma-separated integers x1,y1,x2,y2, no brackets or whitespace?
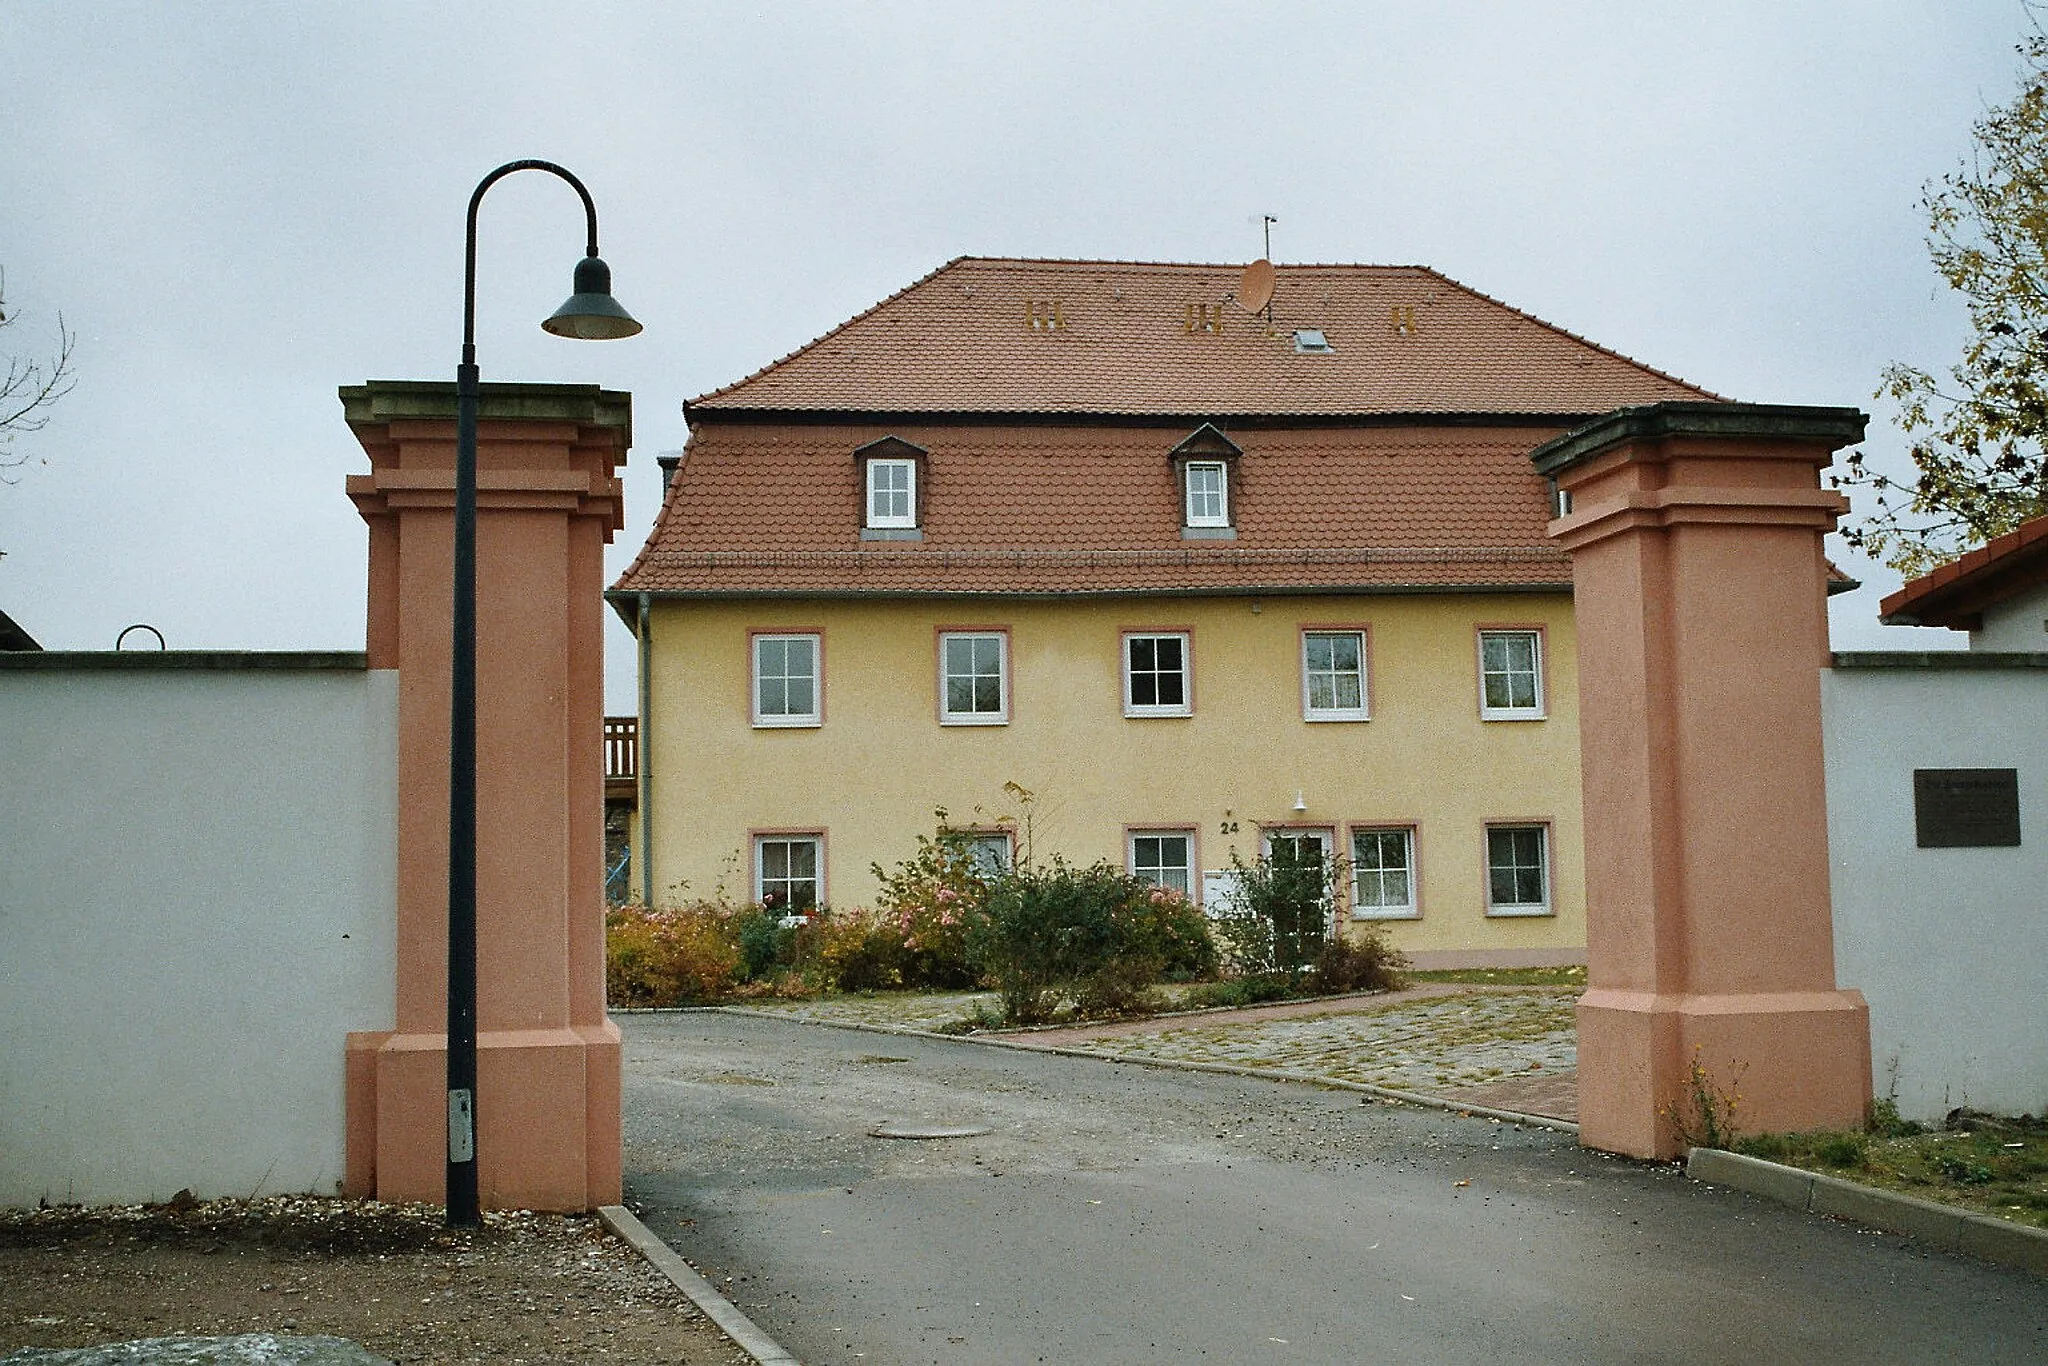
0,1195,749,1365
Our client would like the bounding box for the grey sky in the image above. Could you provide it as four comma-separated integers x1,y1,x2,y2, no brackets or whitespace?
1,2,2031,707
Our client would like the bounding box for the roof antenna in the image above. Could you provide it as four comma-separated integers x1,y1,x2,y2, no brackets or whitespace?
1238,214,1279,332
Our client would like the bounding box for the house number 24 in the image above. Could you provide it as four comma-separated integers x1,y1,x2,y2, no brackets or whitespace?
1219,819,1241,834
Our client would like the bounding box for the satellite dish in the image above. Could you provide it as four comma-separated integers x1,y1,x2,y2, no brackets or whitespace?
1238,258,1276,315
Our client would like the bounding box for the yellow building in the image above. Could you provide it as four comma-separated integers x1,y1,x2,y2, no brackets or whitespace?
611,258,1720,967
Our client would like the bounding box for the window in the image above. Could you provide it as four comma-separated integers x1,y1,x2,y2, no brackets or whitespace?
1302,629,1368,721
1129,831,1193,898
1350,827,1416,919
866,458,917,529
958,832,1014,879
1185,461,1229,527
939,631,1008,725
1124,632,1191,717
755,835,821,912
1485,824,1550,916
752,632,821,727
1478,628,1545,720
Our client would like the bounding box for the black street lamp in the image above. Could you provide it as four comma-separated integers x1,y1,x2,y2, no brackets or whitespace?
447,160,640,1228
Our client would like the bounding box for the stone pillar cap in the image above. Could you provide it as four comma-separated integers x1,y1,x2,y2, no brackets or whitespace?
1530,401,1866,477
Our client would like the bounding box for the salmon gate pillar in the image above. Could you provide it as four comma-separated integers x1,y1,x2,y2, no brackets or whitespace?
341,380,629,1210
1532,402,1873,1160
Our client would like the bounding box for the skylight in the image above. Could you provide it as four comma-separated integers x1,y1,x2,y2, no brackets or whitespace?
1293,329,1332,353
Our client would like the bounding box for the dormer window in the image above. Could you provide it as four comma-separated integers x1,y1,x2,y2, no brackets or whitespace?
867,459,916,528
1167,423,1243,540
1185,461,1229,527
855,436,928,539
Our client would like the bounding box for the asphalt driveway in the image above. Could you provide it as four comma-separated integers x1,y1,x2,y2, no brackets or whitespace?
623,1011,2048,1365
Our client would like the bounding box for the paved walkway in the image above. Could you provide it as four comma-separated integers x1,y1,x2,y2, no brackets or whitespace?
735,982,1582,1121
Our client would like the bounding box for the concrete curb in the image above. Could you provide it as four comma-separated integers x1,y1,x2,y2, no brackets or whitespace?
598,1204,801,1365
1685,1148,2048,1276
700,1005,1581,1135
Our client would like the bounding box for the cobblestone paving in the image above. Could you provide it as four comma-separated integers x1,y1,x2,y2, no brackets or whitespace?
1069,990,1578,1093
732,987,1579,1109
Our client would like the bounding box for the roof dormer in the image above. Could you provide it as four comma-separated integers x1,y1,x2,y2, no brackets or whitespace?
1168,424,1243,540
855,435,929,540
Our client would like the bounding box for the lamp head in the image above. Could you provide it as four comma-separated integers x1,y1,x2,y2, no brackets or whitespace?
542,255,642,340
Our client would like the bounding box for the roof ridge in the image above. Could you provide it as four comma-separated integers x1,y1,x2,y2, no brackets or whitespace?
1411,265,1722,401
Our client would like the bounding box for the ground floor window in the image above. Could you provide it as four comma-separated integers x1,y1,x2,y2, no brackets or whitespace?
1350,826,1416,919
755,834,821,912
1129,830,1194,897
957,830,1014,879
1485,824,1550,916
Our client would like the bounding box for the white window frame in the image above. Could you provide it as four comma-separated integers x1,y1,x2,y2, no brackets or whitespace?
1477,628,1545,721
951,830,1014,879
755,834,822,912
1184,460,1230,528
1485,823,1551,917
1123,631,1192,717
939,630,1009,725
751,632,822,728
1349,826,1417,920
866,457,918,529
1301,629,1369,722
1128,830,1195,899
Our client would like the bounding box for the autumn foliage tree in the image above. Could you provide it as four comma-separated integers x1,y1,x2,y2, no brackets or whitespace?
1839,31,2048,575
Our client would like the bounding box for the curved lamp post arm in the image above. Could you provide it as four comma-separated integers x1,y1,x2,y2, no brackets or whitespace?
461,159,604,359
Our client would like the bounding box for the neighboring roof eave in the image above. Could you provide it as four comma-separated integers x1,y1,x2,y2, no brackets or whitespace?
1878,511,2048,628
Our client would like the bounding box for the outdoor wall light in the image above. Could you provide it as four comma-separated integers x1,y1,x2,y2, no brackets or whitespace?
446,159,639,1229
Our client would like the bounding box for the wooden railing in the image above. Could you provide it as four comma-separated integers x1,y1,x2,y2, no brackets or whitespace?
604,716,638,782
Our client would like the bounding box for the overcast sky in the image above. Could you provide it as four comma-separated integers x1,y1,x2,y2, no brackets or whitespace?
2,2,2033,707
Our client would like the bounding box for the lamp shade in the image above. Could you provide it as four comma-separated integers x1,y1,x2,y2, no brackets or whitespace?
542,255,643,340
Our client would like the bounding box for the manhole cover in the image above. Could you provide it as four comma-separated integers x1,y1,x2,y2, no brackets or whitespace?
869,1122,994,1140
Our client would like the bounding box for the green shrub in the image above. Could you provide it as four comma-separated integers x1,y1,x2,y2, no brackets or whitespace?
1307,928,1407,994
1214,847,1342,977
968,861,1214,1025
734,908,791,982
867,815,987,989
1816,1134,1868,1168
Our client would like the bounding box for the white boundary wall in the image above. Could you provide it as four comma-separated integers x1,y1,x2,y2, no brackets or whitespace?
0,656,397,1206
1823,654,2048,1123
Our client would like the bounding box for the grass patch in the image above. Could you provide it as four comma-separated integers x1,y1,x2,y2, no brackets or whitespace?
1406,965,1586,987
1733,1110,2048,1229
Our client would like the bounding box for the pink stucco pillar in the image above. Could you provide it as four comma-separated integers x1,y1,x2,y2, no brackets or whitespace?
1534,403,1873,1159
340,380,629,1210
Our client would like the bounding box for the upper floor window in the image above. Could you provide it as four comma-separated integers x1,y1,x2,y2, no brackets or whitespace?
1185,461,1229,527
1302,629,1368,722
867,458,917,529
1477,628,1545,720
752,632,821,728
1124,631,1191,717
940,630,1009,725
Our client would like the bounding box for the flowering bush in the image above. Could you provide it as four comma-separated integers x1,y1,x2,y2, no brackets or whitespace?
605,901,743,1006
864,819,988,989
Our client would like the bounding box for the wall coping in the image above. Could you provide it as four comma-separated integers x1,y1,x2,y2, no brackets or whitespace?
0,650,370,672
340,380,631,446
1829,650,2048,671
1530,401,1868,476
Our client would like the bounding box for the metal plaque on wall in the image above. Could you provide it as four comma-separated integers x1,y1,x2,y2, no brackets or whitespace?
1913,768,2022,848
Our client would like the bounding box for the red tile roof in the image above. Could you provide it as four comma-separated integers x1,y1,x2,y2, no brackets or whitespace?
618,258,1724,598
614,423,1574,595
1878,512,2048,629
688,258,1718,418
